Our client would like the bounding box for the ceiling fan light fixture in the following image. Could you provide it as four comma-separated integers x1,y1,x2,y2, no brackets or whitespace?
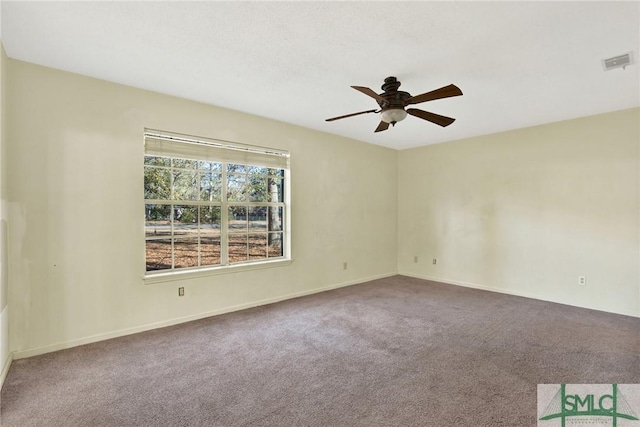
380,108,407,124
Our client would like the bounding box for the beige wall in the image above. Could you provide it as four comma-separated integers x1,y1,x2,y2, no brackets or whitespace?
6,60,398,357
0,45,6,311
398,108,640,317
1,43,9,375
4,57,639,360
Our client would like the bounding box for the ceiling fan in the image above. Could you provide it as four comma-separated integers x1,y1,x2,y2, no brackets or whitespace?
326,76,463,133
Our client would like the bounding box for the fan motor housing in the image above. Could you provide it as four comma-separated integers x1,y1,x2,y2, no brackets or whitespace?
378,76,411,110
377,91,412,110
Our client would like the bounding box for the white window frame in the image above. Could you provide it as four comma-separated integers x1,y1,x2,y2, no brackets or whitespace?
143,129,291,283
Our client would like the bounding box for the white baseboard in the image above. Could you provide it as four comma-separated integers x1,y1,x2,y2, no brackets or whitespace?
12,271,398,360
1,351,12,389
1,304,10,390
400,272,640,318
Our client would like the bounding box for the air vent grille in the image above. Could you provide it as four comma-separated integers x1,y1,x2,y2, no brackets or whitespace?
602,52,633,71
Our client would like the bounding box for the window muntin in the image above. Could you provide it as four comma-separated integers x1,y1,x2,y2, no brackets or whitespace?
144,133,289,274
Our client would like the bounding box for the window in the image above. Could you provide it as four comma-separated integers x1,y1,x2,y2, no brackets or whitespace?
144,130,290,275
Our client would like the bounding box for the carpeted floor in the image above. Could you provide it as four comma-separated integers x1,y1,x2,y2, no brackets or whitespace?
1,275,639,426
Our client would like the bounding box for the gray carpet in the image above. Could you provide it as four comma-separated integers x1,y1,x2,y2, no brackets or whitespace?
1,275,639,426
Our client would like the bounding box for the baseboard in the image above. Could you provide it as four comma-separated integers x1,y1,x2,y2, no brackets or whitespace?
12,271,398,360
1,303,10,390
1,351,12,389
400,272,640,319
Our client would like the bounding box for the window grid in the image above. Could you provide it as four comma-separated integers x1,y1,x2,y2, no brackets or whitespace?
145,156,286,273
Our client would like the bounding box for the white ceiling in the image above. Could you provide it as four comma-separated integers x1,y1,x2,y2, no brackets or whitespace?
1,1,639,150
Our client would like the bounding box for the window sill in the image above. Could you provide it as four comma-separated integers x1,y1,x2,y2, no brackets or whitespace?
143,258,293,285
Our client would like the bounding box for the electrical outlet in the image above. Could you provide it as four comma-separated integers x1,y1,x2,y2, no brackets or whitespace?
578,276,586,286
414,256,418,263
178,287,185,296
343,262,348,270
432,258,437,265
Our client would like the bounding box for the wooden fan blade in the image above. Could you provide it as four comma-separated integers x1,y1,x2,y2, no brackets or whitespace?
351,86,387,104
405,84,463,105
374,121,389,133
407,108,456,127
325,109,378,122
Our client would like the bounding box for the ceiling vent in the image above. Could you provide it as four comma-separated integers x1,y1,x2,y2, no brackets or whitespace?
602,52,634,71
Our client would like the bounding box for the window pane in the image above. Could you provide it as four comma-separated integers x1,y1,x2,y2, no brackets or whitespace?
174,238,199,268
249,206,267,231
173,159,197,169
268,206,283,231
199,161,222,172
144,156,171,167
248,165,267,175
268,233,283,258
267,168,284,177
228,206,247,233
144,166,171,199
268,177,284,203
249,234,267,260
201,237,221,266
145,204,171,238
200,206,221,237
200,172,222,201
227,174,247,202
227,164,246,173
173,170,198,200
248,177,268,202
229,234,248,263
174,205,198,236
146,239,172,271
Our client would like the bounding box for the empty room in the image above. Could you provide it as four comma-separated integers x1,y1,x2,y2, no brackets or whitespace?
0,1,638,426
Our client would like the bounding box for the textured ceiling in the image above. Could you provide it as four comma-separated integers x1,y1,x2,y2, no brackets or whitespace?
1,1,639,150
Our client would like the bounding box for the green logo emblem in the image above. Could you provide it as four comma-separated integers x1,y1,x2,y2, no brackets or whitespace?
539,384,639,427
